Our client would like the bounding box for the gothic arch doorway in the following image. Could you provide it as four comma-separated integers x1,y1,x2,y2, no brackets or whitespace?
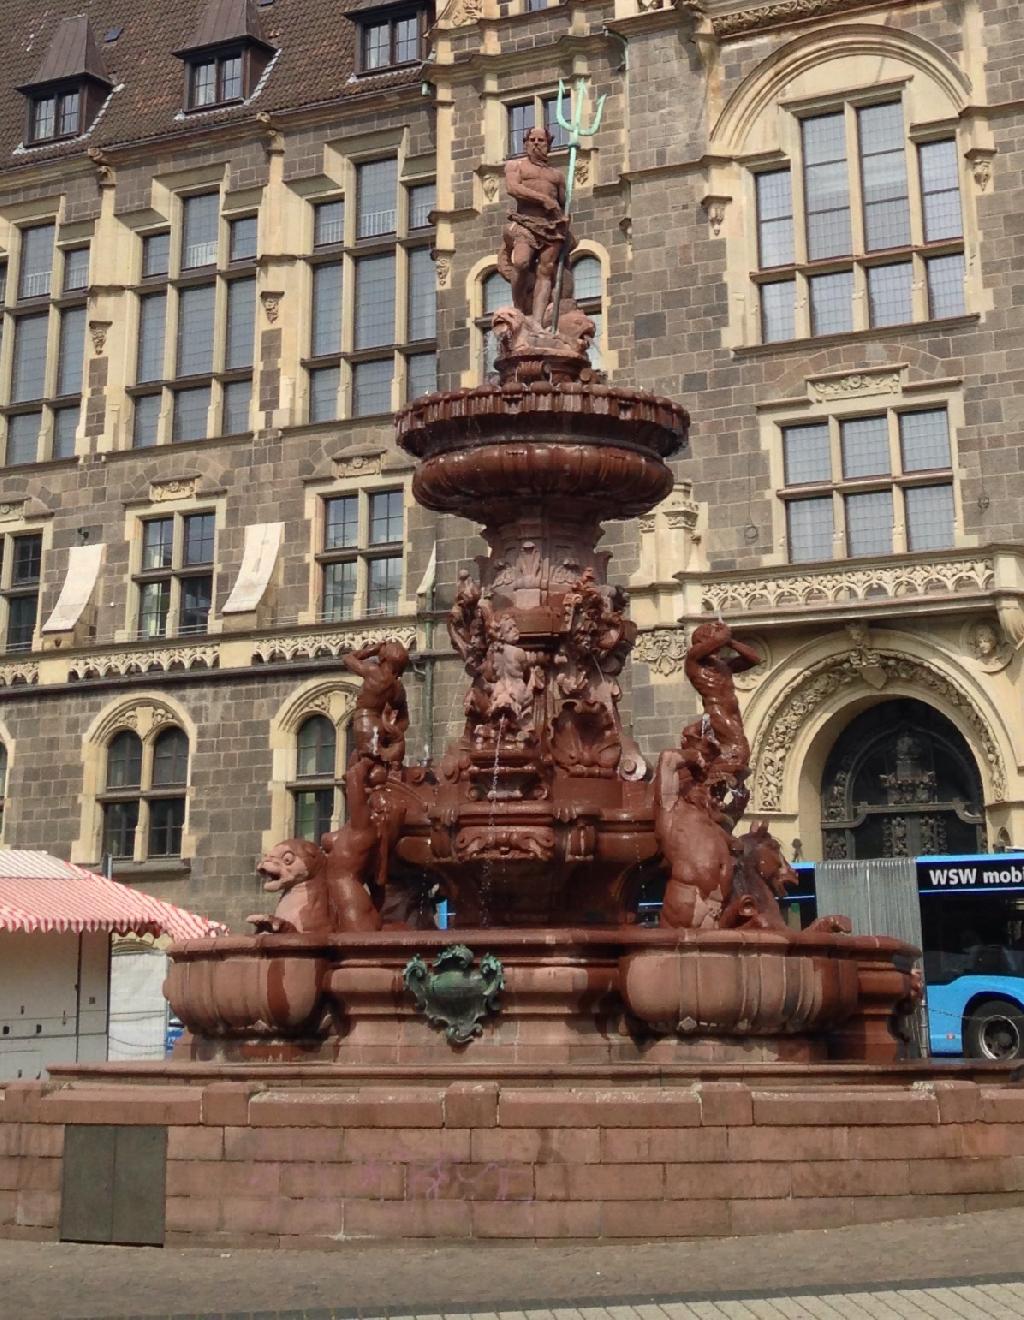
820,699,985,860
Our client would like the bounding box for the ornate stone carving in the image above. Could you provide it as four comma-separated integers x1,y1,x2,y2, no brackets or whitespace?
442,0,483,26
807,370,901,403
732,635,770,691
432,252,452,287
700,556,994,615
149,478,198,503
710,0,890,38
68,643,218,681
0,660,39,687
403,945,504,1044
88,321,111,355
251,627,416,665
574,156,590,187
964,618,1013,674
482,173,500,203
333,451,383,478
261,290,284,323
0,502,25,523
701,195,729,237
966,148,996,192
753,651,1007,811
634,628,687,676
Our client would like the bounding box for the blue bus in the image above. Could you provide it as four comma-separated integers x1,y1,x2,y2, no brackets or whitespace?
783,854,1024,1062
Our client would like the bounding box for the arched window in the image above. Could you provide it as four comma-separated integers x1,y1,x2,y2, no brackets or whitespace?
475,256,604,380
290,715,348,842
476,270,512,380
100,726,189,862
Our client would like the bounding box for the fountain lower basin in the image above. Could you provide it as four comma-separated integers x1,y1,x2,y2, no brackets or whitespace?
165,926,917,1067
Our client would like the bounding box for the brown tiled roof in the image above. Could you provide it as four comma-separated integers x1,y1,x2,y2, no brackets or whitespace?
0,0,422,166
20,15,112,90
177,0,273,56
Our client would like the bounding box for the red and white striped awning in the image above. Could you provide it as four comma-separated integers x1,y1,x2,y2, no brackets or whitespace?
0,851,227,939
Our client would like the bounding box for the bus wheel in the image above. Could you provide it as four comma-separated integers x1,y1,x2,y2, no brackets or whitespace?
963,998,1024,1061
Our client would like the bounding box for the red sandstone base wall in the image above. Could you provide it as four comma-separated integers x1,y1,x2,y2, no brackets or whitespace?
3,1075,1024,1245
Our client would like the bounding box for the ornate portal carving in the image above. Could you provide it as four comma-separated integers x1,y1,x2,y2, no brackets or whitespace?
754,651,1007,811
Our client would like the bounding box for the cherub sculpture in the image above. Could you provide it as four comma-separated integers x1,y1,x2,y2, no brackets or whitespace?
343,639,410,766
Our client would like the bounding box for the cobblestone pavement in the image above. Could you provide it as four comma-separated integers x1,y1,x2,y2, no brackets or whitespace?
4,1208,1024,1320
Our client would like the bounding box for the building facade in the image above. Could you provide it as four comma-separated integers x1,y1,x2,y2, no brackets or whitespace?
0,0,1019,927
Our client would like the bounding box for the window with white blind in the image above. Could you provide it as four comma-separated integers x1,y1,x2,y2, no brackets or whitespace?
780,406,957,563
304,163,436,421
753,99,966,344
2,223,86,465
130,194,257,447
317,488,407,623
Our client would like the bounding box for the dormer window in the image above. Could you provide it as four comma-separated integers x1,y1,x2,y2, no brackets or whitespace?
17,17,112,147
175,0,277,113
355,5,430,73
31,88,80,142
189,53,244,108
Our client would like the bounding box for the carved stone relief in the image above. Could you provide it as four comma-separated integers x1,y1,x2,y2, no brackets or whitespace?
807,371,902,404
252,627,416,665
149,478,198,503
962,618,1013,674
69,644,219,682
633,628,687,677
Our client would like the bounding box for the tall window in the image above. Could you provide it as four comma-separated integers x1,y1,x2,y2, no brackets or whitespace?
781,406,956,563
1,533,43,653
290,715,351,841
134,512,215,638
506,91,571,156
130,195,256,447
304,165,436,422
3,224,86,464
754,99,965,343
100,726,189,863
317,488,406,621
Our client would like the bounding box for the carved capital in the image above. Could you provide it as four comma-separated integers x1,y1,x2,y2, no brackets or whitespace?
431,250,453,287
701,194,730,237
966,147,996,192
89,321,112,355
261,290,285,324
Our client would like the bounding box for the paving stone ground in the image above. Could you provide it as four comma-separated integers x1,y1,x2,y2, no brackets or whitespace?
5,1208,1024,1320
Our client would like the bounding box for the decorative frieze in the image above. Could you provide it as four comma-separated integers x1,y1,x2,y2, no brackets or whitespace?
0,661,39,687
710,0,893,38
700,556,994,615
68,644,219,682
251,626,416,665
333,451,383,479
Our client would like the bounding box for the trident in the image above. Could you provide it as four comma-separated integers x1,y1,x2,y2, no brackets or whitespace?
548,76,606,330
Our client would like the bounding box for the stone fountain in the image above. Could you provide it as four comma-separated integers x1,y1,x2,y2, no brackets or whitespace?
13,109,1024,1255
165,117,920,1069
